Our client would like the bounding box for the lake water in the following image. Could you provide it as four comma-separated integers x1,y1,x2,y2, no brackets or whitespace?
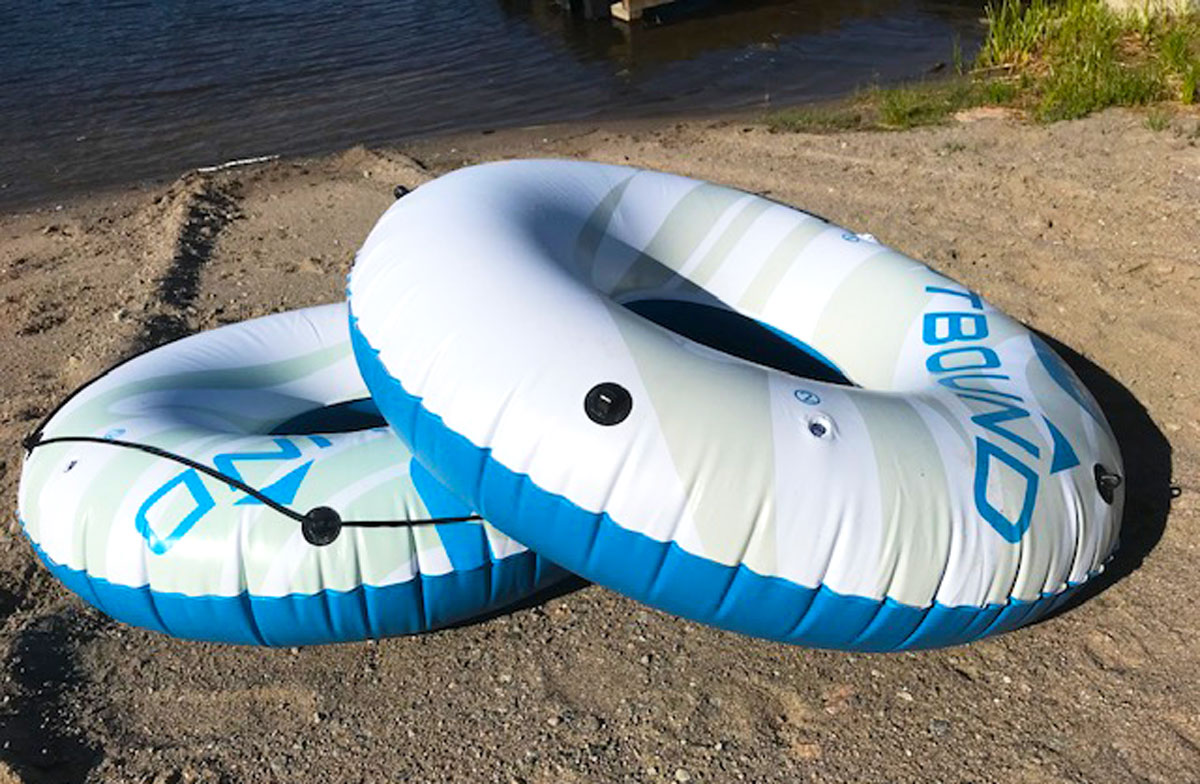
0,0,983,208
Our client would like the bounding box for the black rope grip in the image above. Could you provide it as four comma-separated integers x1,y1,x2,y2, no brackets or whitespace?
22,433,481,544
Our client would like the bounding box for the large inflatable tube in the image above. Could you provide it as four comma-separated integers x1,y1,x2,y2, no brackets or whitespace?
349,160,1124,651
18,304,564,645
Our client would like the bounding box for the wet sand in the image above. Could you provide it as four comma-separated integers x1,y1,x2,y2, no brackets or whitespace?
1,108,1198,783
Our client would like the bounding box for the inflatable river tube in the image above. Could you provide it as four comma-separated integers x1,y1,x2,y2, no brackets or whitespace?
18,304,564,646
349,160,1125,652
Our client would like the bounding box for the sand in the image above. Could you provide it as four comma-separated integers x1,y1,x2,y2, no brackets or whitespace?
0,107,1198,783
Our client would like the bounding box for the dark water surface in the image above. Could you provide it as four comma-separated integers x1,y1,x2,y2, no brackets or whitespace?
0,0,983,208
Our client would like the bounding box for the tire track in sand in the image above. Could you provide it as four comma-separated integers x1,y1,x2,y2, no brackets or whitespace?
133,177,242,352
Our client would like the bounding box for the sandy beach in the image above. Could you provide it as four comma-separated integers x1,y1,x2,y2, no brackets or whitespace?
1,108,1198,783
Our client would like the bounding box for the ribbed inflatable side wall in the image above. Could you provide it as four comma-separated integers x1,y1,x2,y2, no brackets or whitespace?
351,315,1090,652
17,304,568,646
22,518,559,646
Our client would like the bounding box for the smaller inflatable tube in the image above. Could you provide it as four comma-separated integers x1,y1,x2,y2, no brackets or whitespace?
18,304,565,646
349,160,1124,652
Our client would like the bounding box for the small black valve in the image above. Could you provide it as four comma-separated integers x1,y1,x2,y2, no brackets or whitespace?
584,383,633,426
1094,464,1122,504
302,506,343,546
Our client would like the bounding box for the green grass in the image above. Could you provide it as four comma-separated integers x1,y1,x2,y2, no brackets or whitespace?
1145,106,1173,129
764,103,870,133
978,0,1057,68
978,0,1198,121
875,81,983,128
766,81,993,134
983,78,1021,104
766,0,1200,132
1161,25,1200,103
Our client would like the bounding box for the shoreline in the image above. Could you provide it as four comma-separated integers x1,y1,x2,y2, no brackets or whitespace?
10,87,1196,218
2,107,1198,782
0,103,774,217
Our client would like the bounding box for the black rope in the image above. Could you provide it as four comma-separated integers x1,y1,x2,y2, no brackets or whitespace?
19,284,480,544
23,434,482,543
20,324,212,459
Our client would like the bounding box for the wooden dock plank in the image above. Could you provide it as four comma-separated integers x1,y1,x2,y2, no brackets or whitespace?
610,0,678,22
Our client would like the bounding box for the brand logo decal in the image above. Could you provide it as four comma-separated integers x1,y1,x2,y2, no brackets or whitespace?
136,436,330,554
922,285,1076,542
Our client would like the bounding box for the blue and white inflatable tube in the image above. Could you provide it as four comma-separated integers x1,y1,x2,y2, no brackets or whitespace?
349,160,1125,651
18,304,565,645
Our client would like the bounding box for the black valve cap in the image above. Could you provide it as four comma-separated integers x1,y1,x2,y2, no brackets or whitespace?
585,383,633,426
393,184,411,200
21,430,41,453
302,506,342,546
1094,464,1122,504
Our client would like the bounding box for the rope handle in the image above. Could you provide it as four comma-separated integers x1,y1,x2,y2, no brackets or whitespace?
22,433,482,546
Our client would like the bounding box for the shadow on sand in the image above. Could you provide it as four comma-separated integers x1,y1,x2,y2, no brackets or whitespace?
0,326,1171,784
442,574,593,633
0,606,105,784
1035,332,1174,620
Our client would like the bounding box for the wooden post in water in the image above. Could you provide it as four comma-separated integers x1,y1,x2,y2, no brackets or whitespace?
610,0,678,22
551,0,612,20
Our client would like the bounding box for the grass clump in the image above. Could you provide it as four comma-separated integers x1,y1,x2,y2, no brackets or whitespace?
765,83,982,133
1145,106,1173,129
978,0,1199,121
1159,25,1200,102
766,0,1199,133
765,104,870,133
979,0,1057,68
767,80,1006,134
874,81,982,128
